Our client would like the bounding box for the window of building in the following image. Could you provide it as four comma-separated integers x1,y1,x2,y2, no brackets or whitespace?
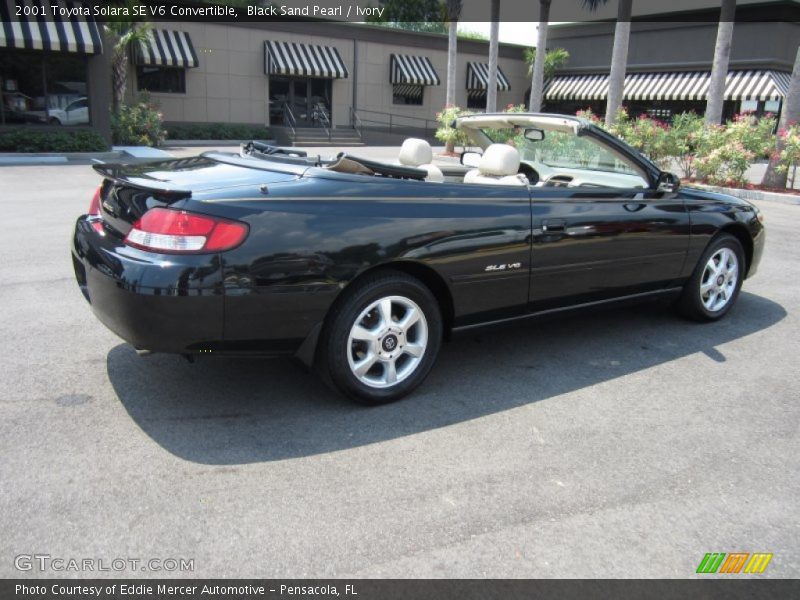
392,85,423,106
467,93,486,110
0,49,90,127
136,66,186,94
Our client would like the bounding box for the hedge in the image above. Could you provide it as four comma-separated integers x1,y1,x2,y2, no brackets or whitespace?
0,129,109,153
165,122,272,141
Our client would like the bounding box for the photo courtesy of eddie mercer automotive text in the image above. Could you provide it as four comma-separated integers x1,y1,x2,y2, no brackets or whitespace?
71,113,765,406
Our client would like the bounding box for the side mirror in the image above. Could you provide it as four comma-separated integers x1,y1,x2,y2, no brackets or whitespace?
461,151,482,168
656,171,680,193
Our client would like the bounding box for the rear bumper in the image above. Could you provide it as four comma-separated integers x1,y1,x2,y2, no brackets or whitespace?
72,216,224,354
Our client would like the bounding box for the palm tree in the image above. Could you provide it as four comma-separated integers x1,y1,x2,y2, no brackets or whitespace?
762,46,800,189
486,0,500,112
529,0,552,111
583,0,633,126
523,47,570,81
705,0,737,126
445,0,462,110
105,19,151,114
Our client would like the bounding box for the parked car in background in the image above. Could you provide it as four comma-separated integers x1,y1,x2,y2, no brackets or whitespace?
47,97,89,126
72,114,765,404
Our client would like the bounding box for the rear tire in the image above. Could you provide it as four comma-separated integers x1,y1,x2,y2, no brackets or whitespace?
320,271,442,405
677,233,745,322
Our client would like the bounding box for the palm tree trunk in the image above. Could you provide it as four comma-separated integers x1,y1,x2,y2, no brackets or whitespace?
486,0,500,112
705,0,736,126
446,20,458,153
112,45,128,114
762,46,800,189
529,0,551,112
446,22,458,108
604,0,632,126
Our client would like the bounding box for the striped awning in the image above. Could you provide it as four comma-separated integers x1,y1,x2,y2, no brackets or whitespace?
466,62,511,91
135,30,198,69
265,40,348,79
0,0,102,54
390,54,440,86
546,69,792,102
393,84,423,99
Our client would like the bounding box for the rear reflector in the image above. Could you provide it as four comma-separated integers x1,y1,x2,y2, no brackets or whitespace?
125,208,248,254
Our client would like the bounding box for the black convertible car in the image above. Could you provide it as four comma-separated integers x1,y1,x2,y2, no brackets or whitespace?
72,113,765,404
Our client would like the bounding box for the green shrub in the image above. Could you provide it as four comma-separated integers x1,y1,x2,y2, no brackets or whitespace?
111,92,166,147
0,129,108,152
576,107,776,186
165,122,271,140
776,123,800,178
435,105,472,152
668,112,704,178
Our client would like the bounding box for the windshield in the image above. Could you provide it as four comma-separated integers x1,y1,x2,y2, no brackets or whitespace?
481,128,638,175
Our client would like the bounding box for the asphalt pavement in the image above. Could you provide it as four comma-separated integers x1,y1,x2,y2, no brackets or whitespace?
0,160,797,578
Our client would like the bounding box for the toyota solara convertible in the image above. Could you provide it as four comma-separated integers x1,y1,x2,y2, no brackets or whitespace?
72,113,765,404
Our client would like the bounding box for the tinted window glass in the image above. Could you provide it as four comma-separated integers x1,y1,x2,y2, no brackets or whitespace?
137,67,186,94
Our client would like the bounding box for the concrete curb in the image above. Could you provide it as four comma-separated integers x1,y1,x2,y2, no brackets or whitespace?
162,139,277,147
689,182,800,206
0,151,123,165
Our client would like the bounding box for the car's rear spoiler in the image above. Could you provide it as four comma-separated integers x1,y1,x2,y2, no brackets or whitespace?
92,163,192,199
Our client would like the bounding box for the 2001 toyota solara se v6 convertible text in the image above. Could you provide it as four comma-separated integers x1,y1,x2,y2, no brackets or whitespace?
72,113,765,404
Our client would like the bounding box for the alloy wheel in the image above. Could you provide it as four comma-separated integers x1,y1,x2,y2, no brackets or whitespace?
346,295,428,389
700,247,739,312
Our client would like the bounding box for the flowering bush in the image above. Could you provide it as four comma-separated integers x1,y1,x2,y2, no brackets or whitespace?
434,105,472,153
694,133,755,186
668,112,704,178
111,92,166,147
726,111,776,158
575,107,777,187
692,113,774,186
774,123,800,172
610,112,679,170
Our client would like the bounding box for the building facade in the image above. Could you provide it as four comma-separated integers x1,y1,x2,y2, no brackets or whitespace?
124,21,529,135
1,3,531,143
544,9,800,122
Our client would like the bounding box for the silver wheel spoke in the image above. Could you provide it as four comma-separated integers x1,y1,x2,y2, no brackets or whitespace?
704,290,717,309
378,298,393,327
353,353,377,377
351,325,378,342
404,343,424,358
726,264,738,282
385,359,398,384
397,306,421,331
701,280,715,294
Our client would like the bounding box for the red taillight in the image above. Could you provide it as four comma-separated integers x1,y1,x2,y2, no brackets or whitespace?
124,208,248,254
88,186,101,216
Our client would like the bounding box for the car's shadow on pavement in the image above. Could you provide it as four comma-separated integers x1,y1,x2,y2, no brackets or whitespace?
107,292,786,464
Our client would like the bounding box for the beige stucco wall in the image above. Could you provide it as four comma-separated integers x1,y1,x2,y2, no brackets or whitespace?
354,40,530,127
127,23,528,129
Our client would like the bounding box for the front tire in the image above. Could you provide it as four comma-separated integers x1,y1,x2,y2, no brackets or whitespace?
320,271,442,405
677,233,745,321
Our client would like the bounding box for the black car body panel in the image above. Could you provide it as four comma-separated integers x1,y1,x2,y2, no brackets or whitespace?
72,119,765,359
